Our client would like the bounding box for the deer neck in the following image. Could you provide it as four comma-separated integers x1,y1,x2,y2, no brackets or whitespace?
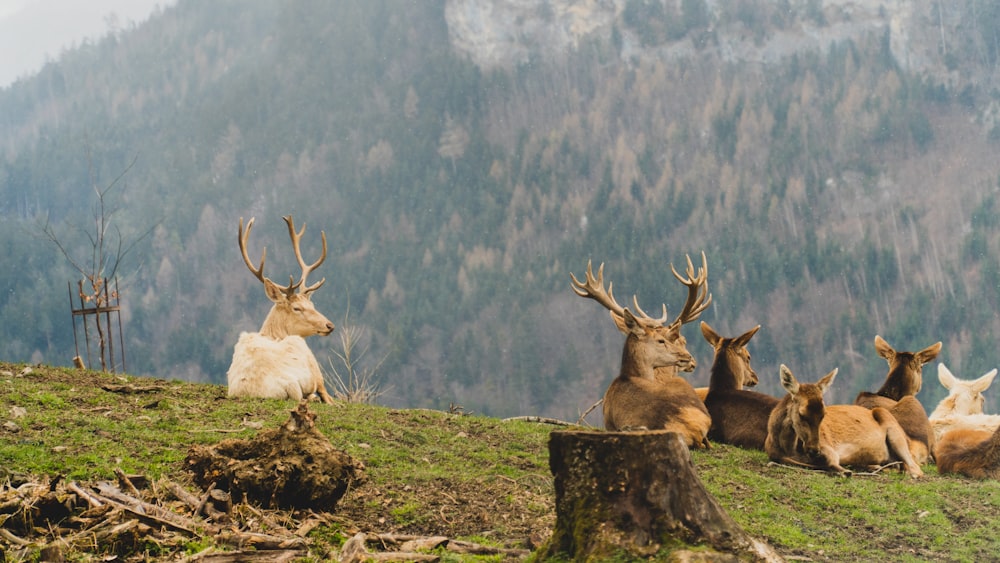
258,307,290,341
619,338,657,381
770,397,799,449
877,367,919,399
708,353,741,391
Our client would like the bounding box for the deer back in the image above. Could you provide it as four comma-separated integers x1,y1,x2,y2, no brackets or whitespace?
935,425,1000,479
603,375,711,448
701,321,776,450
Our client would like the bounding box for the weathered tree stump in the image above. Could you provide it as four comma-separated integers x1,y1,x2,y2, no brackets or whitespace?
184,401,365,510
541,430,782,562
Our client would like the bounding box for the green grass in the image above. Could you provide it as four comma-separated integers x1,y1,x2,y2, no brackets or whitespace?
4,361,1000,561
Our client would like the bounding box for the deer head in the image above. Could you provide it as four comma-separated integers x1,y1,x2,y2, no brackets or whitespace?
571,261,695,380
873,335,942,399
239,215,334,341
591,253,712,375
934,364,998,417
701,321,761,389
778,364,838,457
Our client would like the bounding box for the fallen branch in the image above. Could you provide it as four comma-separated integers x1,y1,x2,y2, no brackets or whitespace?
577,399,603,426
92,482,202,535
370,533,530,558
67,481,104,509
501,415,574,426
100,383,165,394
341,532,439,563
217,529,308,550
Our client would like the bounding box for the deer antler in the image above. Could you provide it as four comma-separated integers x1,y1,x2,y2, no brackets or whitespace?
238,217,301,298
570,261,666,324
570,261,625,316
283,215,327,295
667,251,712,330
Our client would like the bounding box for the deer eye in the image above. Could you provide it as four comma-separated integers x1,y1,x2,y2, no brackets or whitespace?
292,306,304,313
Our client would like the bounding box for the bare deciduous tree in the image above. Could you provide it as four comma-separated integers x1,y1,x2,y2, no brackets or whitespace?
41,151,155,370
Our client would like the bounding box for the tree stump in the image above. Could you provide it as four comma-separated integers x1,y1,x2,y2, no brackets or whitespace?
541,430,782,562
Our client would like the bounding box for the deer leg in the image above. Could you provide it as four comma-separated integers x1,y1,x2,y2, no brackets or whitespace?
873,408,924,478
315,384,335,404
816,446,852,477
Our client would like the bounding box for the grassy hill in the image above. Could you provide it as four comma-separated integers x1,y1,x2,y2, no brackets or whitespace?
2,361,1000,561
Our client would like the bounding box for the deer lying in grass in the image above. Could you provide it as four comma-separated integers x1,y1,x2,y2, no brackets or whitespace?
701,321,777,450
227,216,336,403
766,364,924,478
571,258,712,448
929,364,1000,442
934,423,1000,479
854,335,941,464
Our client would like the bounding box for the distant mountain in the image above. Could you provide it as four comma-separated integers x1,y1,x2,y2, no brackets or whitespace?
3,0,1000,420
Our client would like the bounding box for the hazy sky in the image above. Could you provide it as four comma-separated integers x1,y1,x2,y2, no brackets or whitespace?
0,0,173,88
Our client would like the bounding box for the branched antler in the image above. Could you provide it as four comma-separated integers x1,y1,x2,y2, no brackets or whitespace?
570,261,666,324
283,215,327,295
238,217,300,298
667,251,712,330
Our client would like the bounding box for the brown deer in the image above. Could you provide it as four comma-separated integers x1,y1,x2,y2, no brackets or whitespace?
227,216,336,403
929,364,1000,442
934,424,1000,478
700,321,777,450
854,335,941,464
766,364,924,478
571,258,712,448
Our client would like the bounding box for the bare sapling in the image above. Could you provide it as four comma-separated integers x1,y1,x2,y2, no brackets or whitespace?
42,153,155,371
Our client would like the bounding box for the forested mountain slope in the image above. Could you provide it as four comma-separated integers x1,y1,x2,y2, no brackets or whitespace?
3,0,1000,420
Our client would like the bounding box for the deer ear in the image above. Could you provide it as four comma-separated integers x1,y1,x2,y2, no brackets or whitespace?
973,369,998,393
917,341,943,364
816,368,838,393
734,325,760,347
700,321,720,347
622,309,643,334
874,335,895,361
779,364,799,395
610,311,629,334
937,364,956,389
263,278,285,303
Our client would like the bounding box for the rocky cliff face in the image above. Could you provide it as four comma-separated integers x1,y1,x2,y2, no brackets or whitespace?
444,0,957,85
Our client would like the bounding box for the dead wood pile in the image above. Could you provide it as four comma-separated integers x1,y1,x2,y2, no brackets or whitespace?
0,401,531,561
0,471,314,561
184,400,365,510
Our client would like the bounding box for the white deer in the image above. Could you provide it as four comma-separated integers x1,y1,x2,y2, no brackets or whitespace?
929,363,999,442
226,215,336,403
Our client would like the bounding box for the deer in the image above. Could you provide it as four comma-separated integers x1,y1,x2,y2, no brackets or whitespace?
854,335,941,464
571,257,712,448
929,364,1000,442
765,364,924,478
226,215,336,403
934,423,1000,479
700,321,777,450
